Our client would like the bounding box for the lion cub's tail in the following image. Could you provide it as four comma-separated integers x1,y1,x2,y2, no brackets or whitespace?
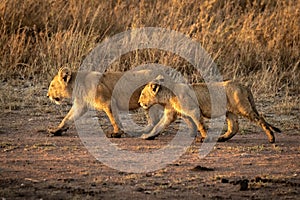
266,121,282,133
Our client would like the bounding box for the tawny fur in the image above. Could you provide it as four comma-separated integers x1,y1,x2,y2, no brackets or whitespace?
47,67,184,137
138,76,281,143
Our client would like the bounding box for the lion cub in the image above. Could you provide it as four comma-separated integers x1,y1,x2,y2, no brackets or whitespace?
138,75,281,143
47,67,188,137
47,67,164,137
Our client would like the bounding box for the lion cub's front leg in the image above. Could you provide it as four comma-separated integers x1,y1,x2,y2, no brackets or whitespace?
48,101,87,136
140,109,177,140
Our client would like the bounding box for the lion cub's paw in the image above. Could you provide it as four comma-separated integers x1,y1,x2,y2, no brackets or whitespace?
140,133,157,140
105,131,123,138
195,136,216,143
47,127,68,137
195,136,205,143
268,137,275,143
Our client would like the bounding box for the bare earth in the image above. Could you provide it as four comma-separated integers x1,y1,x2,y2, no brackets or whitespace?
0,105,299,200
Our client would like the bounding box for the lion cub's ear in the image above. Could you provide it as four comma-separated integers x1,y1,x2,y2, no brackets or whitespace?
151,83,160,94
150,75,164,94
58,67,72,83
153,75,165,84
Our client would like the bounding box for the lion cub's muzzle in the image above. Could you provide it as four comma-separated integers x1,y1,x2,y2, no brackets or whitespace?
47,95,61,105
139,102,149,110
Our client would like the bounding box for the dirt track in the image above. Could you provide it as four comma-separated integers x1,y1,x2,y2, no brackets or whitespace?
0,107,299,199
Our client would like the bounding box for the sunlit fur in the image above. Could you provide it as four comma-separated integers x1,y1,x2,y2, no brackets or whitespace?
139,76,281,143
47,67,185,137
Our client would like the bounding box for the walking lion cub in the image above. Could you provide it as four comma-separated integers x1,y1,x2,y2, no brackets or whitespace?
138,75,281,143
47,67,184,137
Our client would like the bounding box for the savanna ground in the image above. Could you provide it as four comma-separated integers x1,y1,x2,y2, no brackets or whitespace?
0,94,299,199
0,0,299,199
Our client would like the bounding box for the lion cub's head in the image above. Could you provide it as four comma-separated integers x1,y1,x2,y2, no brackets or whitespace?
139,75,165,109
47,67,73,105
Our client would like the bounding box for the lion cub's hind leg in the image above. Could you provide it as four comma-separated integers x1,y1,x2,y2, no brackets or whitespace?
102,106,123,138
231,87,277,143
238,101,276,143
218,112,239,142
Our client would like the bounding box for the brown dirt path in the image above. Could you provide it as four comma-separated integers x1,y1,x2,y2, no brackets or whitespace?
0,109,299,199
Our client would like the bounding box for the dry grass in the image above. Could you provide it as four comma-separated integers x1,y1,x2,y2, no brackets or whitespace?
0,0,299,112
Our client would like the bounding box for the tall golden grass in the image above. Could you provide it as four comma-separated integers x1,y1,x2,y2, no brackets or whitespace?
0,0,299,111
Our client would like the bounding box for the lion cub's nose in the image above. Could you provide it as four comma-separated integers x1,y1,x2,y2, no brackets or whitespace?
140,103,148,109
